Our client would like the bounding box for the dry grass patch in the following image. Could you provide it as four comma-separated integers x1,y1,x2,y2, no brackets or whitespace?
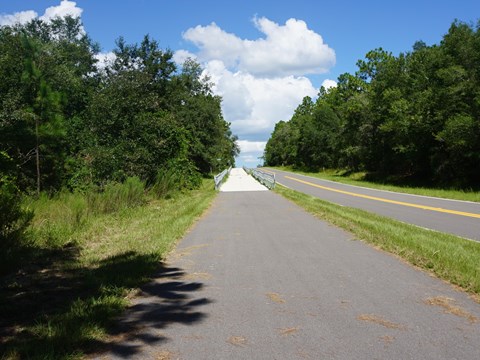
425,296,478,323
279,327,299,336
379,335,395,345
168,244,210,262
227,336,247,346
155,350,177,360
181,272,212,281
357,314,406,330
266,292,286,304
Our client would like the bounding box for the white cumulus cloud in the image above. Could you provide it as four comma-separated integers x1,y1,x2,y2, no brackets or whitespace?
183,17,335,78
237,140,267,154
236,140,265,166
40,1,83,22
183,22,244,69
172,49,197,65
94,52,116,70
0,10,37,26
321,79,337,90
178,16,337,166
236,139,266,166
0,1,83,27
203,60,317,137
238,153,262,165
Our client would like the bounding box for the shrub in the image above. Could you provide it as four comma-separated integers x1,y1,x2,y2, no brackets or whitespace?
152,158,201,198
0,175,33,273
86,176,146,215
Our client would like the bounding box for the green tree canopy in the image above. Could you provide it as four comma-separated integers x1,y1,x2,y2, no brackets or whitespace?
264,19,480,187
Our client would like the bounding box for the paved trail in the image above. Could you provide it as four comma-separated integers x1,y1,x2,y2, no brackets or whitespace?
94,168,480,359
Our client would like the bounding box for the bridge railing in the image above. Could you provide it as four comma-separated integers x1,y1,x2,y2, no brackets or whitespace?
250,168,276,189
214,166,232,190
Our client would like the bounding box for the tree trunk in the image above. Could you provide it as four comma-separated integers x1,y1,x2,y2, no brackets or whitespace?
35,116,40,197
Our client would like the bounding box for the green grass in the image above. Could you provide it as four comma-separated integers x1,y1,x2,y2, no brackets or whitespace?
275,184,480,298
268,166,480,202
1,180,216,360
20,177,147,250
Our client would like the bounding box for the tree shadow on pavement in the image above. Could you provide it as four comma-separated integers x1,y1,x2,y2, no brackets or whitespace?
88,264,212,358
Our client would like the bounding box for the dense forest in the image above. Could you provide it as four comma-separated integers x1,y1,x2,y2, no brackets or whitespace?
0,16,238,260
264,20,480,188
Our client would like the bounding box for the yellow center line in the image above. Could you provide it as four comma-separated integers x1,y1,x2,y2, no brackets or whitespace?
284,176,480,219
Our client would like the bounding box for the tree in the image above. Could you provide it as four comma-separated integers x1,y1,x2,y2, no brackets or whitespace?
0,16,98,192
21,35,64,195
264,20,480,187
264,121,297,166
172,58,238,173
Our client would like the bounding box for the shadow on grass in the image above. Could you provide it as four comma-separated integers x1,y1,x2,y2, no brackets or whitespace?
0,243,82,331
0,249,210,359
94,265,212,358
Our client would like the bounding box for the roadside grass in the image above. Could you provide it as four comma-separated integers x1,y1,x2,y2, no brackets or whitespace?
22,177,147,250
0,180,216,360
275,185,480,298
268,166,480,202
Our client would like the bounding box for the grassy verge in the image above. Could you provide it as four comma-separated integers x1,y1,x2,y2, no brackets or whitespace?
275,185,480,298
1,180,216,359
269,166,480,202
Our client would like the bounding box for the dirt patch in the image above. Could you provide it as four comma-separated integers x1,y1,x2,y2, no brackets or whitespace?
424,296,478,323
297,349,311,358
266,292,286,304
169,244,210,261
155,350,177,360
379,335,395,345
181,272,212,281
227,336,247,347
279,326,299,336
357,314,406,330
181,334,204,340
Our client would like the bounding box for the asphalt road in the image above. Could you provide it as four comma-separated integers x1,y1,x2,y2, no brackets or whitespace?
94,190,480,359
266,168,480,241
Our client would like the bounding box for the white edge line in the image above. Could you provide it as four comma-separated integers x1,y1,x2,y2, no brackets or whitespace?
275,182,291,189
391,220,477,243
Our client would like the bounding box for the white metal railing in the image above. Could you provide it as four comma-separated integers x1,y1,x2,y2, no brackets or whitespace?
250,168,276,189
214,166,232,190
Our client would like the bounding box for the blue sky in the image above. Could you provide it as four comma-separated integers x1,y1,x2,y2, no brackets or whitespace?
1,1,479,167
